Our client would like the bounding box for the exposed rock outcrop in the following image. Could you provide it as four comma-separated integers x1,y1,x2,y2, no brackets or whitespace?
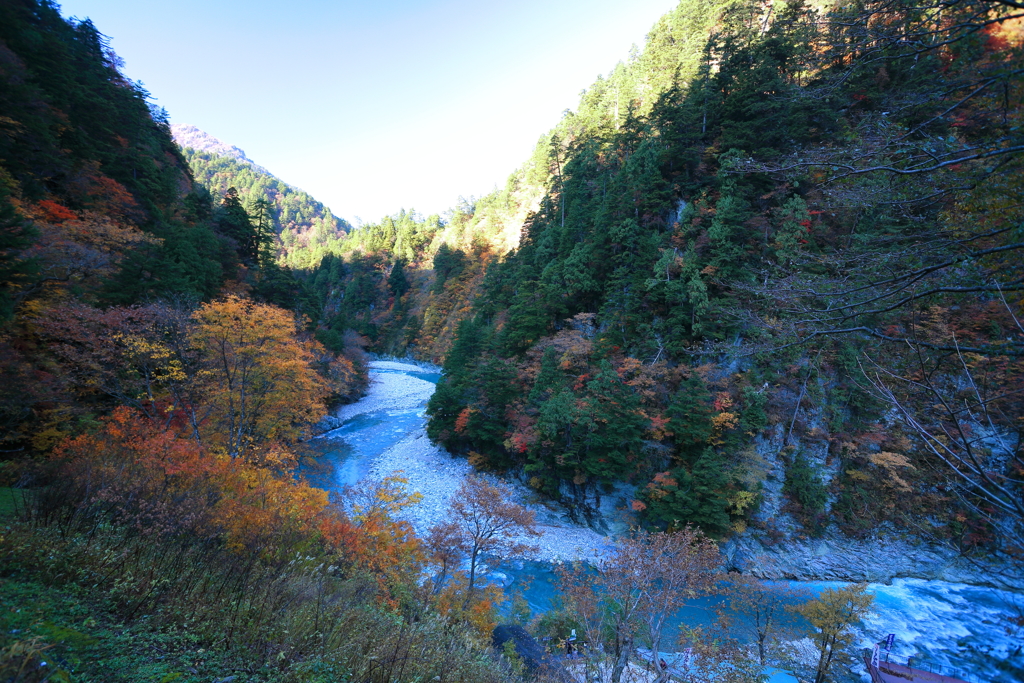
722,529,1024,592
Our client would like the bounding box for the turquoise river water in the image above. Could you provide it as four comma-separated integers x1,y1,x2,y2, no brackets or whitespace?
312,363,1023,683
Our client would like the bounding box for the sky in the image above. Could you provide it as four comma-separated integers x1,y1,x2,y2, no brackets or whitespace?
57,0,680,224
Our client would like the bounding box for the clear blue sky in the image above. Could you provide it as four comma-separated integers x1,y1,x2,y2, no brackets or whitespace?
57,0,679,223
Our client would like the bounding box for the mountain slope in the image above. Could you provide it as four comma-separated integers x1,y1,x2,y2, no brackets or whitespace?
171,125,350,269
0,9,510,682
298,0,1024,562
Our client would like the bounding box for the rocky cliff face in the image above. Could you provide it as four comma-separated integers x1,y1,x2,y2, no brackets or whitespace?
572,482,1022,590
570,475,1022,591
567,407,1024,592
721,529,1023,592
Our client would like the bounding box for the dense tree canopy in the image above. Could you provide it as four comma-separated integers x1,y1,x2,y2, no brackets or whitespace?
1,0,1021,679
178,145,350,269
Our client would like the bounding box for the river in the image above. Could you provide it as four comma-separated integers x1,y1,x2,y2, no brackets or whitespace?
311,360,1023,683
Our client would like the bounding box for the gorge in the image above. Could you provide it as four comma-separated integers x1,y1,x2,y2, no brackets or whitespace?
0,0,1021,681
315,361,1023,683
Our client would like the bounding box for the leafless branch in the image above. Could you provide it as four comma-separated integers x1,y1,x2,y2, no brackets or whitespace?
745,324,1024,356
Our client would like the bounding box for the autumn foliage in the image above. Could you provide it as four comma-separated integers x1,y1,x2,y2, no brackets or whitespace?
556,526,724,683
25,296,350,461
49,407,327,549
189,296,331,459
0,3,514,678
43,407,431,602
5,406,510,681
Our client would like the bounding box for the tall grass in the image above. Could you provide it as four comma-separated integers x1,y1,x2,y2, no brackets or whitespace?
3,497,509,682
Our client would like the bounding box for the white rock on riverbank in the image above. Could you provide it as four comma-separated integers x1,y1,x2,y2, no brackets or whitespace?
722,528,1024,592
368,425,613,564
330,361,613,564
335,363,435,420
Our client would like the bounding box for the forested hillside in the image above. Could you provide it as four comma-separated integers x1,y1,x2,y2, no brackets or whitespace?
172,123,264,166
0,2,509,680
299,0,1024,559
171,124,352,270
1,0,1022,679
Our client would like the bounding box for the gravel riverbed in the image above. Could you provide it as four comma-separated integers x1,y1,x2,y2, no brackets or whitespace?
326,366,1024,683
333,361,613,564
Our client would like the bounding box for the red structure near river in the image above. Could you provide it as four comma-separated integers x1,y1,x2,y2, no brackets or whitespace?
865,651,977,683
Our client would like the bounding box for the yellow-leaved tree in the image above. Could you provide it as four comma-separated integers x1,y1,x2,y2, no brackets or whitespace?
797,584,875,683
189,296,329,461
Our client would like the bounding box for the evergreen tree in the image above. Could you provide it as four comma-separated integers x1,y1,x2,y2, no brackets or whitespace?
578,360,646,483
426,319,485,445
388,258,409,299
177,145,349,269
643,449,731,537
0,184,37,321
528,347,564,405
432,244,466,292
666,373,713,457
249,196,276,265
218,187,255,259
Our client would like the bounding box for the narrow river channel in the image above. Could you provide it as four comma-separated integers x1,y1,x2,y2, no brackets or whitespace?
311,361,1023,683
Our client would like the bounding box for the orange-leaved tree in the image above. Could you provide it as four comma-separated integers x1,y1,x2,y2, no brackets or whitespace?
48,406,331,556
343,475,425,603
189,296,329,460
557,526,722,683
211,460,329,556
49,405,225,540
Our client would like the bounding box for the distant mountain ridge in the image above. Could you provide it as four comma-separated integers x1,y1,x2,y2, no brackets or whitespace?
170,124,269,173
171,124,348,269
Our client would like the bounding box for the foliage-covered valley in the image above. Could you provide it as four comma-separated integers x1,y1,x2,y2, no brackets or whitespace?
0,1,511,680
2,0,1023,681
171,124,353,271
271,0,1024,569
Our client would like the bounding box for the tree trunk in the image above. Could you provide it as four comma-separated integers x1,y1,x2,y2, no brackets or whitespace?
467,553,477,593
814,637,834,683
610,631,632,683
463,546,480,609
